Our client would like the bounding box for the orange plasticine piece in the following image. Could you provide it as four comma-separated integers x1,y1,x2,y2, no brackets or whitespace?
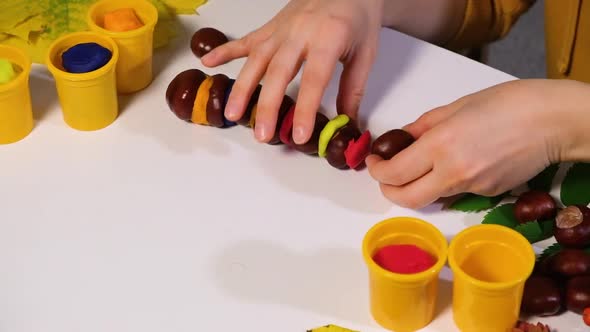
103,8,144,32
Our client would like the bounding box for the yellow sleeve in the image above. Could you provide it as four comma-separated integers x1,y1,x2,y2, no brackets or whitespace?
445,0,535,50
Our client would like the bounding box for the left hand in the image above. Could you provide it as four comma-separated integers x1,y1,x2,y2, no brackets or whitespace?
365,79,584,209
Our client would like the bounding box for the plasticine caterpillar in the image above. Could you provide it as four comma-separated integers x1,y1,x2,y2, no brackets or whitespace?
165,68,373,170
164,27,417,170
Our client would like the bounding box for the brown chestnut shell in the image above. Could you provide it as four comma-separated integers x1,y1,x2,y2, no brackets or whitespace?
166,69,207,121
206,74,231,128
521,275,563,316
190,27,228,58
554,205,590,248
549,249,590,277
371,129,415,160
514,190,557,224
293,113,329,154
326,123,362,169
566,275,590,314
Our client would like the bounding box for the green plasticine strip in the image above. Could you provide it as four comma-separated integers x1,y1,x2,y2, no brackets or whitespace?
0,58,16,84
318,114,349,157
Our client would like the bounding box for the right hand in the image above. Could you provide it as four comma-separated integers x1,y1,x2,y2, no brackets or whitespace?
201,0,384,145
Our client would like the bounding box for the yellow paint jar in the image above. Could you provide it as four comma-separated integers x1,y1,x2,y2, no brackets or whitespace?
448,224,535,332
87,0,158,94
46,32,119,131
362,217,448,332
0,45,33,144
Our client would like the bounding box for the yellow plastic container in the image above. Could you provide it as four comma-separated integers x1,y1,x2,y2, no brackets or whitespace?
0,45,33,144
87,0,158,94
46,31,119,131
448,224,535,332
362,217,448,332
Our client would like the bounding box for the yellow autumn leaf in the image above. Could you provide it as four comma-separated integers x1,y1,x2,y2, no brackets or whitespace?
161,0,207,14
0,0,206,63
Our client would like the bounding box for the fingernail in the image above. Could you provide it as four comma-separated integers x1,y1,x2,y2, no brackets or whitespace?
255,123,268,141
293,125,306,145
225,105,239,121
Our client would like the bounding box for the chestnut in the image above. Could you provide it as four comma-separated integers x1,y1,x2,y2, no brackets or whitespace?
521,275,563,316
293,113,329,154
190,27,228,58
549,249,590,277
566,276,590,314
513,190,557,224
554,205,590,248
371,129,415,160
533,256,555,277
326,123,362,169
165,69,207,121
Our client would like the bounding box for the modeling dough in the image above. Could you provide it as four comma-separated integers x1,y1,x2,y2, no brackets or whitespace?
248,104,258,128
279,105,295,145
61,43,112,73
0,58,18,84
373,244,436,274
344,130,372,169
192,76,213,125
318,114,349,157
103,8,144,32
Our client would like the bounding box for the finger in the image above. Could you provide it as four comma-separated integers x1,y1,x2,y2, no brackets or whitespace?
201,24,275,67
379,170,448,209
224,39,279,121
254,40,304,142
366,138,434,186
292,47,341,145
336,45,376,121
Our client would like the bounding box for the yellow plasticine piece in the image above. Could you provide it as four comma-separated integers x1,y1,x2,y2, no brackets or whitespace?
248,104,257,128
192,76,213,125
307,324,359,332
104,8,144,32
318,114,349,157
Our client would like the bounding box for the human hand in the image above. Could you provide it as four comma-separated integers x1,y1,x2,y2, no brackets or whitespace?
366,79,589,209
201,0,383,145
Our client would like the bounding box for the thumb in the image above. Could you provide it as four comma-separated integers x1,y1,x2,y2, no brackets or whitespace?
336,46,376,122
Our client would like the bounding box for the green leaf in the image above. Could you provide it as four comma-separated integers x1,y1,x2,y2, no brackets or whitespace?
538,243,563,261
528,164,559,192
514,222,544,243
561,163,590,206
539,219,555,239
482,203,519,228
449,193,507,212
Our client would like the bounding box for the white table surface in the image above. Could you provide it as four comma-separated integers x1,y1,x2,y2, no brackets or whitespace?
0,1,585,331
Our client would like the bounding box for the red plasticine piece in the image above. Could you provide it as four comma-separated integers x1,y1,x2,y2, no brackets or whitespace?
373,244,436,274
280,104,296,145
344,130,371,169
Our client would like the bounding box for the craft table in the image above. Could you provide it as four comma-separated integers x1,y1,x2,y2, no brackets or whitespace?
0,1,584,331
